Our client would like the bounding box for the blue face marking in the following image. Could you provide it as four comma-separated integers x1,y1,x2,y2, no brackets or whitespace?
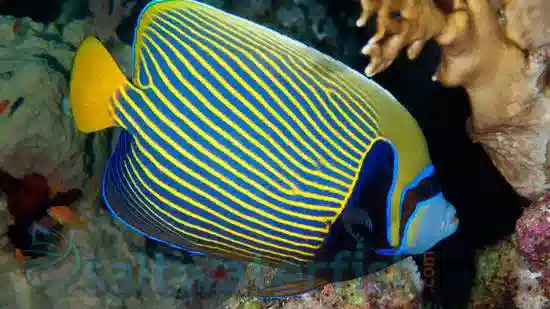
384,141,435,248
377,192,459,256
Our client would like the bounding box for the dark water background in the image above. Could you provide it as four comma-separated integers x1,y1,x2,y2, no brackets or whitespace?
0,0,528,308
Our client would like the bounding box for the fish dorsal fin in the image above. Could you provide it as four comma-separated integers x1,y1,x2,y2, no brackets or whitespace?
131,0,203,82
70,36,128,133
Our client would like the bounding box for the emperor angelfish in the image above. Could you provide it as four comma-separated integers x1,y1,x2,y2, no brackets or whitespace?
69,0,459,298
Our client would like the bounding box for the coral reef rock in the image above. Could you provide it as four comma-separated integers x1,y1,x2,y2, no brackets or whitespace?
0,15,86,193
516,193,550,298
470,237,549,309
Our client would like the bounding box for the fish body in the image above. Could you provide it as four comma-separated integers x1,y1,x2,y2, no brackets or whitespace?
69,0,459,297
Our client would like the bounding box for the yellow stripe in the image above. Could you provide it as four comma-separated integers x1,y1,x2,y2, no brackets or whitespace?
119,85,338,226
406,206,426,246
126,142,315,261
137,42,347,202
134,55,153,87
119,150,304,264
117,141,302,265
166,10,366,160
132,139,320,249
132,137,324,247
147,21,322,170
192,8,381,126
238,11,381,122
135,32,355,189
145,18,358,179
272,47,381,126
115,89,333,235
175,10,373,152
115,157,206,244
115,135,299,266
209,14,380,139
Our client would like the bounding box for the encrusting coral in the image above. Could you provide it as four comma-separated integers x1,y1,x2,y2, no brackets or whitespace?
515,192,550,297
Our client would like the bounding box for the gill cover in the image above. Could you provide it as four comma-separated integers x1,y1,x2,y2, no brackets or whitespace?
377,193,458,255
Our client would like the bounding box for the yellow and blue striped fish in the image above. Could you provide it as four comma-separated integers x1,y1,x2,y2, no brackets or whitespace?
69,0,459,298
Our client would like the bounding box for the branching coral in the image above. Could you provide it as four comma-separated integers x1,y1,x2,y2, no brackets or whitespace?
355,0,450,77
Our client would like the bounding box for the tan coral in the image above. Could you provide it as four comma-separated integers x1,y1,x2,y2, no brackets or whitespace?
502,0,550,51
436,0,550,200
356,0,550,200
356,0,450,76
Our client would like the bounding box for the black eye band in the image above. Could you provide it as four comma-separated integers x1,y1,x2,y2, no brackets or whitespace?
410,174,441,200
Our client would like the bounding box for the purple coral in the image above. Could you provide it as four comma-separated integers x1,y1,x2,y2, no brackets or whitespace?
515,193,550,294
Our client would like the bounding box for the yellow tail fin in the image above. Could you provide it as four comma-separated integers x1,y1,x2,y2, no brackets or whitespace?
70,36,127,133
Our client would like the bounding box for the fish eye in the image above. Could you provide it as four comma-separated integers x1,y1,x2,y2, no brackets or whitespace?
411,175,441,200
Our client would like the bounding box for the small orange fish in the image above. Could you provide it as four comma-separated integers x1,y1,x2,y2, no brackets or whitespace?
47,205,87,229
15,248,25,263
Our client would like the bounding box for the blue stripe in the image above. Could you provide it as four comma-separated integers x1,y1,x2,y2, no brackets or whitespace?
108,134,188,242
102,130,206,256
188,8,379,138
385,158,435,247
109,131,199,244
114,95,329,254
125,139,325,251
136,55,149,87
174,9,370,149
121,86,334,225
114,0,399,267
139,27,347,188
144,23,326,175
139,85,344,206
137,33,347,201
163,10,363,162
108,131,319,260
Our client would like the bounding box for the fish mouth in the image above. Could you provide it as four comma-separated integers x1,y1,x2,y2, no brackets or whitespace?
444,205,459,234
451,216,459,225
